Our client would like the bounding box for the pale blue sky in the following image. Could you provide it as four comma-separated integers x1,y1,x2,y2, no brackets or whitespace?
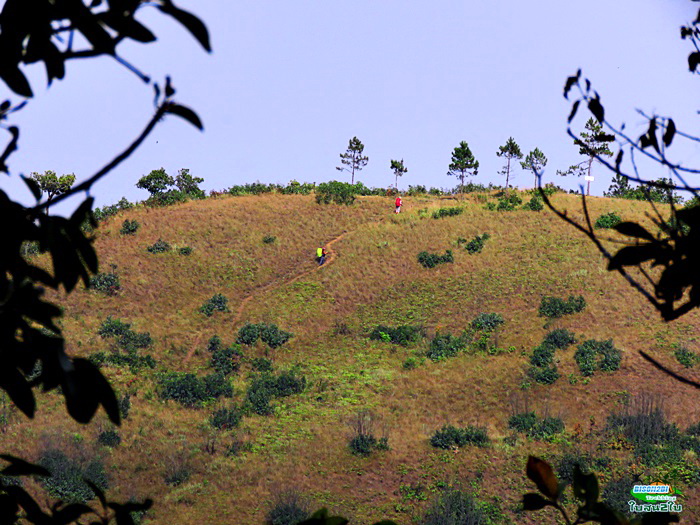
2,1,698,212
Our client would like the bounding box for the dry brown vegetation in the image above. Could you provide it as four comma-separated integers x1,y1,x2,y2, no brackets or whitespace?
6,191,700,523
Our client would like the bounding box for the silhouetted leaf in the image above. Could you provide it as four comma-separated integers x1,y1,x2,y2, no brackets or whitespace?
608,244,663,271
0,455,49,477
689,51,700,72
0,100,10,112
614,221,655,241
615,150,624,173
640,118,660,154
109,498,153,525
63,359,120,425
0,367,35,418
568,100,580,123
101,13,156,43
0,66,33,98
588,97,605,124
585,79,591,92
522,493,550,510
85,479,107,510
572,465,599,506
299,508,350,525
165,103,203,130
164,75,175,97
663,119,676,147
22,176,42,201
526,456,559,500
0,493,18,523
563,73,579,99
157,1,211,52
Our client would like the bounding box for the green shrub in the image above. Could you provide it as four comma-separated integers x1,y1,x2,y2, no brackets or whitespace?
266,489,310,525
530,344,555,367
470,313,504,332
315,181,357,205
119,394,130,420
607,395,679,446
417,250,454,268
508,412,537,433
282,180,315,195
262,235,276,244
556,453,591,485
97,430,121,448
496,193,523,211
164,466,190,487
89,272,121,295
673,345,698,368
430,425,489,449
246,370,306,416
574,339,621,376
20,240,40,257
120,219,139,235
527,364,560,385
210,406,242,430
543,329,576,349
39,449,109,504
594,212,622,229
207,335,223,352
260,324,293,349
199,293,229,317
538,295,586,318
349,434,377,456
529,416,565,441
403,357,420,370
237,323,260,345
420,487,486,525
426,333,466,361
179,246,192,255
602,474,638,516
158,372,232,407
251,357,273,372
523,195,544,211
432,207,463,219
464,233,490,254
368,324,424,346
146,238,171,253
210,346,243,375
687,423,700,437
96,317,155,371
484,202,497,211
347,410,388,456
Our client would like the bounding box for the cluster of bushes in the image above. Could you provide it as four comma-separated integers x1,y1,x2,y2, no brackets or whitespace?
200,293,230,317
226,182,282,195
456,233,490,254
158,371,233,407
368,324,424,346
209,341,243,376
430,424,489,449
420,487,493,525
89,270,121,296
407,184,448,195
508,411,565,442
605,175,682,204
266,490,312,525
38,449,109,504
574,339,622,376
417,250,454,268
527,329,576,385
91,316,156,372
136,168,205,206
147,238,171,253
496,192,523,211
594,212,622,229
426,333,467,361
210,406,243,430
262,234,276,244
120,219,140,235
673,344,699,368
431,206,463,219
236,322,293,349
528,183,566,197
538,295,586,318
347,410,389,456
607,395,700,480
246,370,306,416
91,197,134,224
315,181,359,205
97,429,121,448
467,312,506,354
523,194,544,211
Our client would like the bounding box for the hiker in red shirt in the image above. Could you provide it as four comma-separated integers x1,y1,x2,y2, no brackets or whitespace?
395,195,402,214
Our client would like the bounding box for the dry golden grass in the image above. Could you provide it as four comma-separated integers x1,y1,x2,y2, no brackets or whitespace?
7,191,700,523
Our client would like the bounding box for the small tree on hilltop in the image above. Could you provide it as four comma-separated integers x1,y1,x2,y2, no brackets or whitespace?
521,147,548,188
136,167,175,196
497,137,523,194
175,168,205,198
29,170,76,213
447,141,479,199
336,136,369,184
390,159,408,190
557,117,613,195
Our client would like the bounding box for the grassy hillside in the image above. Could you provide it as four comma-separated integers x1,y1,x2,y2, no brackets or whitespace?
7,191,700,524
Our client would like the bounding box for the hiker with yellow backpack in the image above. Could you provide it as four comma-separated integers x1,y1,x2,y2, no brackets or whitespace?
316,246,327,266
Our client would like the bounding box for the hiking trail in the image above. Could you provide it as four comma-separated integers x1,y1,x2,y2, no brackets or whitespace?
184,229,350,363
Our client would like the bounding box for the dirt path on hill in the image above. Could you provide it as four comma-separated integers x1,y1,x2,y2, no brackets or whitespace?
184,230,350,363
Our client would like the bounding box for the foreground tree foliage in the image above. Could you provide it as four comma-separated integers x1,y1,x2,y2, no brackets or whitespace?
0,0,210,522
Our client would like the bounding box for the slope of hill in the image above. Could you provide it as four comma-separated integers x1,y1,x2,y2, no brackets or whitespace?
8,191,700,524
